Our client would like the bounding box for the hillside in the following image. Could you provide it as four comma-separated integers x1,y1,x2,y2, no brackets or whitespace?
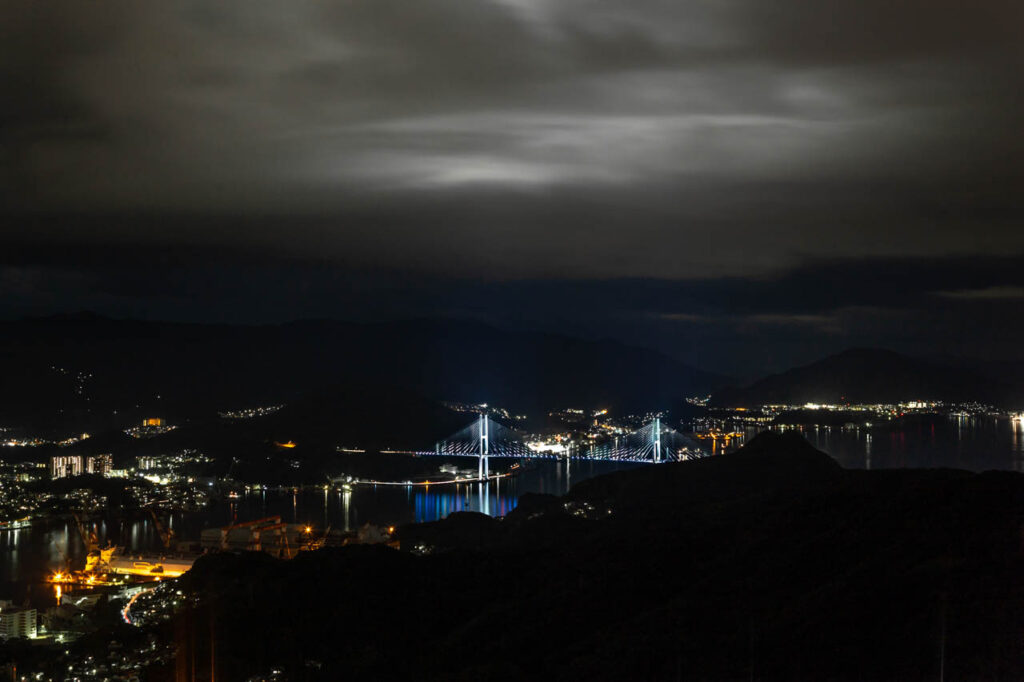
140,433,1023,681
0,315,727,433
711,347,1012,407
30,382,476,483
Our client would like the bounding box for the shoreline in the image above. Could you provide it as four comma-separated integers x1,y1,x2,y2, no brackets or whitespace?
349,469,517,487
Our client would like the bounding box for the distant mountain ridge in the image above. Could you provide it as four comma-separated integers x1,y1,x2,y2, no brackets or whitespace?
0,314,728,432
711,347,1015,407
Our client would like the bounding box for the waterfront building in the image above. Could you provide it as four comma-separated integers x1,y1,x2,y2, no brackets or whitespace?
0,605,37,640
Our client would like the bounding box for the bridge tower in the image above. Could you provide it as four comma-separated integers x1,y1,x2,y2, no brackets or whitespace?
653,416,662,463
478,413,490,481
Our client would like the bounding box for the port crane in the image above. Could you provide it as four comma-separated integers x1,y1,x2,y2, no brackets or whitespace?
147,508,176,550
72,513,99,553
217,515,283,551
50,538,73,579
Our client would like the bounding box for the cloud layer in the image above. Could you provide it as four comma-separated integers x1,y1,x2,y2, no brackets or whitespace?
3,0,1023,279
3,0,1023,373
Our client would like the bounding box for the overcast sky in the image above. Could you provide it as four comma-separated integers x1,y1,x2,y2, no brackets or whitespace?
3,0,1023,375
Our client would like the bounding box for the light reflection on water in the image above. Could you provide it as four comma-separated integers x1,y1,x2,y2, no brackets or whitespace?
771,415,1024,472
0,459,633,598
411,482,517,521
4,416,1024,599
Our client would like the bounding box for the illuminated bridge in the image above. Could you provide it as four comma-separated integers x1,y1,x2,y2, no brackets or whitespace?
430,414,706,480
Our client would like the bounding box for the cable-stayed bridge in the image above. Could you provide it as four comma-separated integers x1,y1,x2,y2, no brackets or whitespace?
430,414,706,480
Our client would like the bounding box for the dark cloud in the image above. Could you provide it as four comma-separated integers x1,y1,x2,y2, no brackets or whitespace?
739,0,1024,64
2,0,1022,371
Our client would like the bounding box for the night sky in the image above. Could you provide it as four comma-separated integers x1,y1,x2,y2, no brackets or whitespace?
3,1,1023,376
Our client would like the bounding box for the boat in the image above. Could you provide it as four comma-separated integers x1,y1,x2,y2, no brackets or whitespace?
105,551,196,579
0,516,32,531
49,545,199,586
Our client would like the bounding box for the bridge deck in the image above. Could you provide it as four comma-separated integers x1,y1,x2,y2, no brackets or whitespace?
428,415,706,463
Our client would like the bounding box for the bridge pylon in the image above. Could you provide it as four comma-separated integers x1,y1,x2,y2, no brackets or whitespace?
653,416,662,463
478,412,490,481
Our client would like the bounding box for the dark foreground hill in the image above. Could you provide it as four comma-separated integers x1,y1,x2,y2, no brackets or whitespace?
712,347,1014,407
141,432,1023,681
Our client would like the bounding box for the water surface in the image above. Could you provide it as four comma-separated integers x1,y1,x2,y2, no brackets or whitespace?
5,416,1023,604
